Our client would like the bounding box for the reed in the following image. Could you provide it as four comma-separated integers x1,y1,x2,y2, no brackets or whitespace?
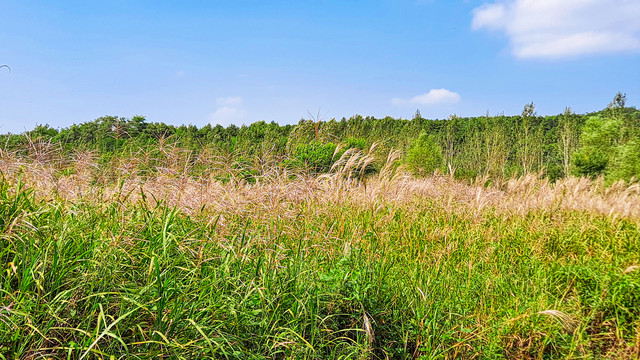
1,144,639,359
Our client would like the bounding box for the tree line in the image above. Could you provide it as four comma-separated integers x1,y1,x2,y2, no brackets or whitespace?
2,93,639,183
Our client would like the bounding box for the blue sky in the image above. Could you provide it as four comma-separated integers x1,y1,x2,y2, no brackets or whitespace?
1,0,639,133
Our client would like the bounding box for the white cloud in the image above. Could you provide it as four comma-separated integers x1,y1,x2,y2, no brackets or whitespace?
472,3,506,31
472,0,640,58
209,106,247,126
392,89,461,107
216,96,243,107
210,97,248,126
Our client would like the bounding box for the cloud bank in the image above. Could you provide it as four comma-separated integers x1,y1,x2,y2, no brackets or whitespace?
392,89,461,107
472,0,640,59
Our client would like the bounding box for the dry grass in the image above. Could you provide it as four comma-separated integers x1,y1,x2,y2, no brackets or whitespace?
538,310,578,333
2,143,639,359
2,145,640,221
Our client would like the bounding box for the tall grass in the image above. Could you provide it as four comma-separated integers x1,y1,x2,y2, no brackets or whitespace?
1,144,639,359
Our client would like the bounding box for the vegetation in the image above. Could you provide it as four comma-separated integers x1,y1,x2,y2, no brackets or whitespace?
1,94,639,358
2,93,639,183
405,131,443,176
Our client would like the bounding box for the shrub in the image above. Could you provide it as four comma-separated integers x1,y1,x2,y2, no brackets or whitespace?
286,141,338,173
406,131,443,176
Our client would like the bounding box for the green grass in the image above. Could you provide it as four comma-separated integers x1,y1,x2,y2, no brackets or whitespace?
1,177,639,359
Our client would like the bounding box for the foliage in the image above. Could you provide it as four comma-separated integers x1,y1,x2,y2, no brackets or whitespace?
572,105,640,181
285,141,338,173
1,169,639,358
1,92,639,358
406,131,443,176
1,94,639,183
572,116,619,178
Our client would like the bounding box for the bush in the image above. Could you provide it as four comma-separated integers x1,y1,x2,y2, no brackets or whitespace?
608,140,640,182
344,137,367,150
285,141,338,173
406,131,443,176
572,116,619,179
572,148,608,178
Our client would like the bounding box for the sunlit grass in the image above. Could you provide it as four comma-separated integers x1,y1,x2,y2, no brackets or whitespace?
1,147,639,359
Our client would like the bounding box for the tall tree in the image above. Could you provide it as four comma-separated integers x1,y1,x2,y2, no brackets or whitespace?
558,107,579,177
441,115,460,171
517,103,533,174
483,114,509,177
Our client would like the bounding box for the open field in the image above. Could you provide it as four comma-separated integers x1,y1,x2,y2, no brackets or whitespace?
2,0,639,358
1,148,640,359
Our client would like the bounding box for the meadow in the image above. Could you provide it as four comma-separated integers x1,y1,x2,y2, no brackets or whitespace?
1,141,639,359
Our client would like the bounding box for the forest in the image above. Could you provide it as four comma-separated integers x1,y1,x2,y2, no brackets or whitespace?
2,93,639,184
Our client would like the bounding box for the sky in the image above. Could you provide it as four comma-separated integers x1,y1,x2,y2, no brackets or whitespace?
1,0,639,134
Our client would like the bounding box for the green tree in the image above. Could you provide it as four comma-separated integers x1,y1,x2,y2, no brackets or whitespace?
407,131,443,176
483,114,510,178
608,140,640,181
516,103,544,175
287,141,338,173
558,108,579,177
441,115,460,170
572,115,620,178
610,92,626,108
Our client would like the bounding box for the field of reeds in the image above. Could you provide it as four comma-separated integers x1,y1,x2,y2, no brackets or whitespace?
1,142,639,359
